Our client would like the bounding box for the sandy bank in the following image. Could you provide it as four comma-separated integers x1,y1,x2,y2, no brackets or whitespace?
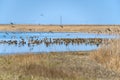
0,24,120,34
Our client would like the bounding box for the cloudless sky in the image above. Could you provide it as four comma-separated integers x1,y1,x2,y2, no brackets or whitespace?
0,0,120,24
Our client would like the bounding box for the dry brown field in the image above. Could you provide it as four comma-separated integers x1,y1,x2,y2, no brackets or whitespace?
0,24,120,34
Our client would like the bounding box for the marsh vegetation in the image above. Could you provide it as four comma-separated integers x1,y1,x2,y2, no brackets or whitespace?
0,39,120,80
0,25,120,80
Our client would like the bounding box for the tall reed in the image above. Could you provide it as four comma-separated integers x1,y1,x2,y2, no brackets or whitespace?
90,39,120,73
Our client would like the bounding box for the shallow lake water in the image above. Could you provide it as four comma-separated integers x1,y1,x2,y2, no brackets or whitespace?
0,32,118,54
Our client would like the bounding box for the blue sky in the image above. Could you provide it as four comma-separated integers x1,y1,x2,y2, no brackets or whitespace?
0,0,120,24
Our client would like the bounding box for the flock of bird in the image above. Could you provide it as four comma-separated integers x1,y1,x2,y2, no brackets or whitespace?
0,35,105,47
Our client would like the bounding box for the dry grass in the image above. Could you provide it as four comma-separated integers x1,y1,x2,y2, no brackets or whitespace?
0,52,120,80
90,39,120,73
0,24,120,34
0,24,120,80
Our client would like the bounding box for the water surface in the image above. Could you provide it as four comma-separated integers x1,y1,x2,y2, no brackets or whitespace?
0,32,117,54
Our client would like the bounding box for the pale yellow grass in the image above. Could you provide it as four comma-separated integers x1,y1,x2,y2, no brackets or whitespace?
0,52,120,80
0,24,120,34
90,39,120,73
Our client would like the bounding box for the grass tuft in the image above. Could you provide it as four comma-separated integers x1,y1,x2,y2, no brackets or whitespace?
90,39,120,73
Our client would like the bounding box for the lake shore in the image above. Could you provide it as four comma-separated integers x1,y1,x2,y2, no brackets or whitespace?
0,25,120,80
0,24,120,34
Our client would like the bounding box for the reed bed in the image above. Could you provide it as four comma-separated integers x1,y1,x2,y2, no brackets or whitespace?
0,39,120,80
90,39,120,73
0,52,120,80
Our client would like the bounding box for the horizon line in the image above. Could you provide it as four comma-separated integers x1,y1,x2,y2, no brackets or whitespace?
0,24,120,26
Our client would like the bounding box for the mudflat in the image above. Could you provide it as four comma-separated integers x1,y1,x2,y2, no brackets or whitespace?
0,24,120,34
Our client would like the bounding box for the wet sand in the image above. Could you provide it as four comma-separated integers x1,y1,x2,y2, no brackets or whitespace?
0,24,120,34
